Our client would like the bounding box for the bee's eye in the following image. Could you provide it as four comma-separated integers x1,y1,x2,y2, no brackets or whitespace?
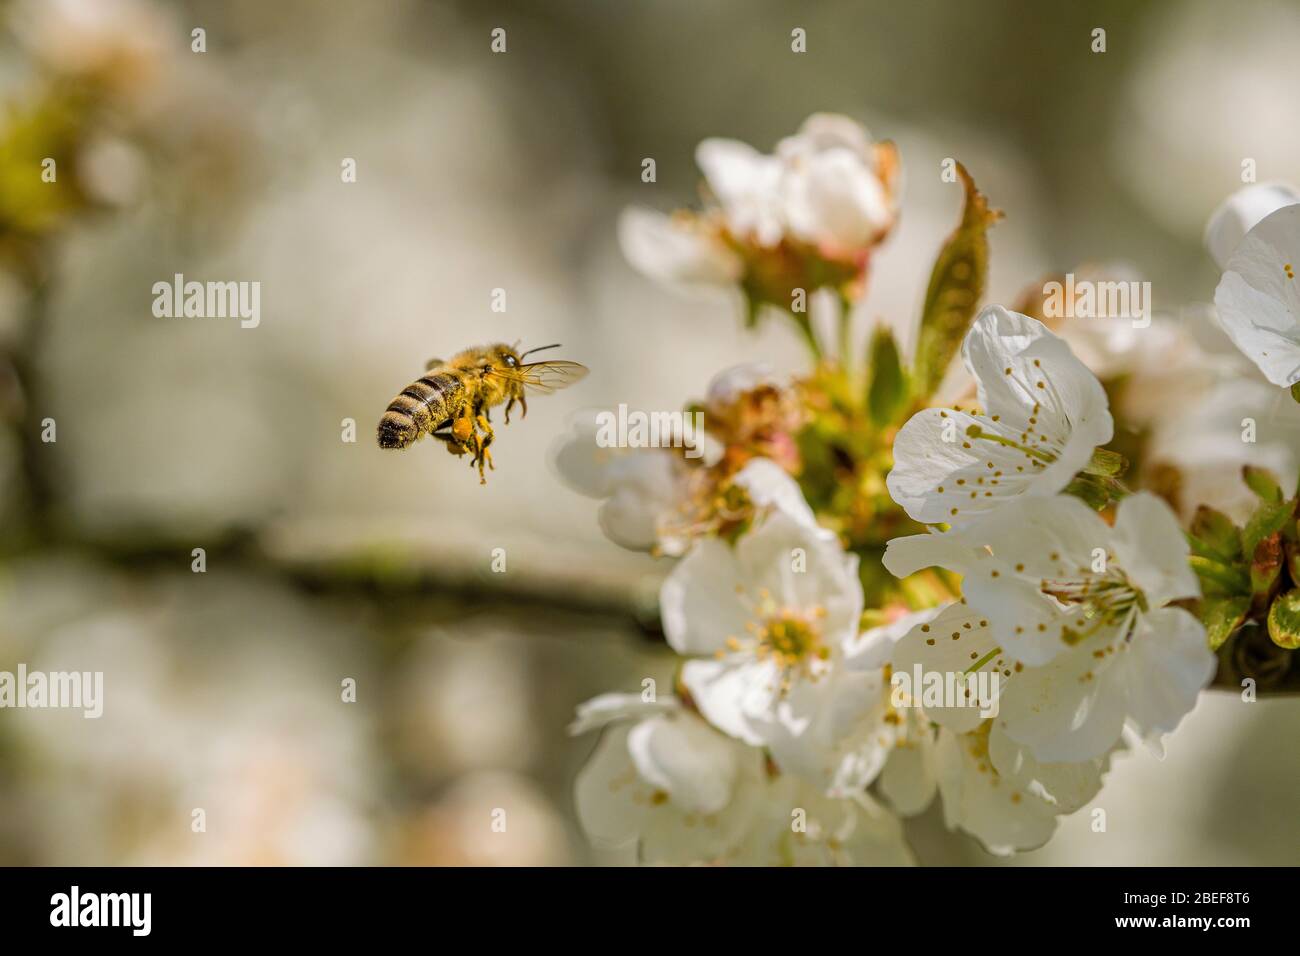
504,355,518,367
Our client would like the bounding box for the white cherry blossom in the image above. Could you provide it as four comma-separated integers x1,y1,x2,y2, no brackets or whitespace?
756,609,931,795
571,696,765,865
883,493,1213,762
882,606,1116,854
550,409,690,555
661,510,865,776
887,306,1113,527
1213,202,1300,388
619,114,897,294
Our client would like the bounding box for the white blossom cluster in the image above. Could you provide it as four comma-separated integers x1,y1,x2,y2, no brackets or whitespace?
555,115,1300,865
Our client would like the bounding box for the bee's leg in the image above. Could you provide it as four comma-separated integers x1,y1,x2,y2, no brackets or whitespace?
430,430,469,457
519,395,528,420
504,397,515,424
459,410,489,485
450,410,483,477
475,413,496,474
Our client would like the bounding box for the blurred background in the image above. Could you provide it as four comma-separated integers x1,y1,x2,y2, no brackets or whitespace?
0,0,1296,865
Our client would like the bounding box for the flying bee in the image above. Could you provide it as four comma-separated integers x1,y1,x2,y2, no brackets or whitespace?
376,342,587,483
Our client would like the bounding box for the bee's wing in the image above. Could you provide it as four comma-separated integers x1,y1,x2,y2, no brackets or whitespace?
508,360,589,394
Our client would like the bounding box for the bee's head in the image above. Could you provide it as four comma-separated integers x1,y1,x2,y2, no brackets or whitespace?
488,343,524,371
488,342,561,373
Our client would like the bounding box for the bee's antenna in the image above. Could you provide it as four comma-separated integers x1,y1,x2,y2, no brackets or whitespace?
520,343,561,359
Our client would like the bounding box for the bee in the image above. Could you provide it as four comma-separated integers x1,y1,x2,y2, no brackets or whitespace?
376,342,587,483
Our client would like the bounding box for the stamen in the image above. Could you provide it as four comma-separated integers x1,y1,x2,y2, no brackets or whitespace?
964,424,1056,464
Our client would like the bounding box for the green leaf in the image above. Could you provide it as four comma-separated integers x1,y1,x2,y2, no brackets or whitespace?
866,327,908,427
1242,499,1293,560
1291,381,1300,404
912,163,1001,398
1188,555,1250,597
1202,595,1250,651
1189,506,1241,562
1266,588,1300,649
1082,448,1127,478
1242,465,1283,503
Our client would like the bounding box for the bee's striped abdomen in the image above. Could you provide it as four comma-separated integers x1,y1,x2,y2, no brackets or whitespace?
377,371,461,449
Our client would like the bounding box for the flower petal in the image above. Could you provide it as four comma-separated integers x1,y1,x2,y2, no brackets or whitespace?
963,306,1114,493
996,627,1133,763
889,601,1004,733
731,457,819,531
753,668,895,793
783,148,891,249
1121,607,1214,745
934,728,1060,856
1205,182,1300,271
1111,492,1200,606
573,723,648,849
987,722,1108,814
887,408,1048,525
880,731,938,817
617,206,741,286
679,658,775,747
1214,203,1300,387
568,692,678,736
695,137,784,246
549,410,625,499
659,537,752,656
888,307,1112,527
626,713,739,816
737,510,862,645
